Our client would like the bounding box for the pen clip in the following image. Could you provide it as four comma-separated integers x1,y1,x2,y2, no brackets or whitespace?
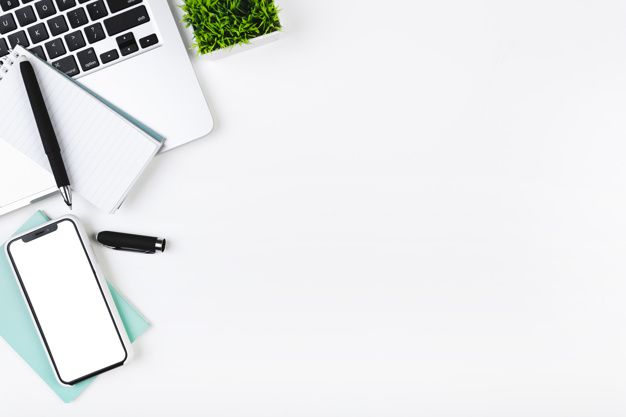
101,244,153,254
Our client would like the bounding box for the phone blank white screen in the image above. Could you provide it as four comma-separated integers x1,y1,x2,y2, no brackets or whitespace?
8,220,126,384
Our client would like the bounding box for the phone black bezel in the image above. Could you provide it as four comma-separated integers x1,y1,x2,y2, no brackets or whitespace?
6,217,128,386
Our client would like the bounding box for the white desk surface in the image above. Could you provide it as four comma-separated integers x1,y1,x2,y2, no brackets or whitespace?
4,0,626,415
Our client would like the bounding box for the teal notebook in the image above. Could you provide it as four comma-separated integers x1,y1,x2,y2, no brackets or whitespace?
0,211,150,402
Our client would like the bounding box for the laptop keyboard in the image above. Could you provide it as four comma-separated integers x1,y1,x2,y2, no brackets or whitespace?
0,0,161,78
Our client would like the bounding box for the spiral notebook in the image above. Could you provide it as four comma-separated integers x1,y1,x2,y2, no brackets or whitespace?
0,47,162,213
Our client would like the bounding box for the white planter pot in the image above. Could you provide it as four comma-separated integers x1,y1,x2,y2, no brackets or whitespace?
172,1,284,60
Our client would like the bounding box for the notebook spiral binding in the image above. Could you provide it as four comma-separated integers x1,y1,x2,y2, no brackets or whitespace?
0,50,20,81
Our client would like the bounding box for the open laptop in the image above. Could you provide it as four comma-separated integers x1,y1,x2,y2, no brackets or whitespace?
0,0,213,215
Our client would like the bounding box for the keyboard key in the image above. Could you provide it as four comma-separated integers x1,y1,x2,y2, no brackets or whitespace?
76,47,98,71
116,31,133,44
55,0,75,12
84,22,104,43
64,29,84,50
67,7,87,28
35,0,56,19
44,37,65,58
86,0,107,20
116,31,137,55
0,0,19,12
52,54,79,76
106,0,141,13
27,22,49,44
15,5,36,27
29,45,46,60
0,38,8,56
100,48,118,63
120,41,137,55
0,13,16,34
8,30,29,47
104,5,149,36
139,33,157,48
47,14,68,36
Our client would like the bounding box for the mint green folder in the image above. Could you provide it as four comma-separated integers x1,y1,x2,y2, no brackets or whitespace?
0,211,150,402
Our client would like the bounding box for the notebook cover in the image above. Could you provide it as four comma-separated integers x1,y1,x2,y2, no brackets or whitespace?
0,211,150,402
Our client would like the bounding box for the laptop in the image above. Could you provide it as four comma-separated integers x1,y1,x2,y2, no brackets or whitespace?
0,0,213,215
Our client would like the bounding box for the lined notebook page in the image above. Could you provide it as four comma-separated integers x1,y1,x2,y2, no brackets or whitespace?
0,47,161,213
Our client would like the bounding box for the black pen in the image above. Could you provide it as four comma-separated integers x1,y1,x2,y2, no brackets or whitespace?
20,60,72,209
96,231,166,254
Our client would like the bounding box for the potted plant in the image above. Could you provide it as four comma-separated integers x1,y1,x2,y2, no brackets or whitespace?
181,0,282,58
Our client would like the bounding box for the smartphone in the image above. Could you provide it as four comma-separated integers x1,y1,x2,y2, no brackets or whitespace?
5,216,131,385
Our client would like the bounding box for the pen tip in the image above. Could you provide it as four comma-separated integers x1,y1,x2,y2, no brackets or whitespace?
59,186,72,209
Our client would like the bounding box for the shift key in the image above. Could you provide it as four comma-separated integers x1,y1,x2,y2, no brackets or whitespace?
103,5,150,36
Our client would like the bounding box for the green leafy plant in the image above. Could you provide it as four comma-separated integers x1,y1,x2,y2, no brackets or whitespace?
181,0,282,55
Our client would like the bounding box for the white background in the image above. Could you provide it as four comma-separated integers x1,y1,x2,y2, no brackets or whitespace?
3,0,626,415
